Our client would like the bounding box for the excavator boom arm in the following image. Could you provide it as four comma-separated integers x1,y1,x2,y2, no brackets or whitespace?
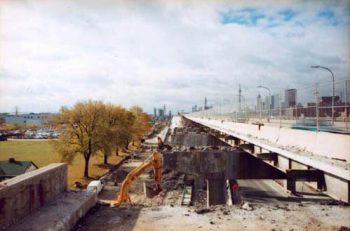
112,151,162,206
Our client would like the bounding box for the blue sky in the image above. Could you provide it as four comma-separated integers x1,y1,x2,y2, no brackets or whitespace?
0,0,349,113
220,8,267,26
220,5,346,27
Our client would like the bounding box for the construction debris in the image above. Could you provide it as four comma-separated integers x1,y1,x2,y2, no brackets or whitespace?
241,202,254,211
77,117,350,231
195,208,211,214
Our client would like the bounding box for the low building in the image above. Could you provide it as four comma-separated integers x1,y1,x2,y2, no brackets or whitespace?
0,158,38,181
0,113,55,126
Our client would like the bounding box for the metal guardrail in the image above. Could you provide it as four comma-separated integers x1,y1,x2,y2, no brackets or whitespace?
190,79,350,133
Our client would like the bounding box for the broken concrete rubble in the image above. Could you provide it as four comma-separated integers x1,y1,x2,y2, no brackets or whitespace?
78,116,350,230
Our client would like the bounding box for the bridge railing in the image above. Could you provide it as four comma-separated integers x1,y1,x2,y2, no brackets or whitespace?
189,79,350,133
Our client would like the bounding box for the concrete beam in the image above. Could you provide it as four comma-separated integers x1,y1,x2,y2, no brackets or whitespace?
224,135,236,141
162,150,286,180
257,152,278,166
239,143,255,153
286,169,325,192
170,132,229,147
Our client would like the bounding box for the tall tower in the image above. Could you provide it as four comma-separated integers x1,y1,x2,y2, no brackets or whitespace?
285,89,297,108
204,97,208,110
257,94,262,112
238,84,242,113
163,105,166,116
153,107,157,117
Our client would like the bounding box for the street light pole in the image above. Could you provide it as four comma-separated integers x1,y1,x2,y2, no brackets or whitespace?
257,85,272,122
311,65,335,125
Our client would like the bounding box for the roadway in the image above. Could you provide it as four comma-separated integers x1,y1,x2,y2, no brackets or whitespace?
144,126,169,145
237,179,333,204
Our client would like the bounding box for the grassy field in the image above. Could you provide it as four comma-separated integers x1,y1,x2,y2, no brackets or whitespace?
0,139,126,188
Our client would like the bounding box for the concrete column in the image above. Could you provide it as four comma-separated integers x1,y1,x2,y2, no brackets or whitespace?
287,179,296,193
206,172,226,206
194,176,206,191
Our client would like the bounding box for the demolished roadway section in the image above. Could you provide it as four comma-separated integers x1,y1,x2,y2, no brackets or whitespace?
162,148,286,180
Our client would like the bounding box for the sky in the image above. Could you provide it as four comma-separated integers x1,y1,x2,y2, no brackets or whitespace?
0,0,349,114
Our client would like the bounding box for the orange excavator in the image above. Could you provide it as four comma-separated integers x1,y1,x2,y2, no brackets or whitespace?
111,148,163,206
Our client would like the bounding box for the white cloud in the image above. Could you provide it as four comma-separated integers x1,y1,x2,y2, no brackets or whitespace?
0,0,349,113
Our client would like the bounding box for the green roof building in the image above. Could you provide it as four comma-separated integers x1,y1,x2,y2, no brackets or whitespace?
0,158,38,181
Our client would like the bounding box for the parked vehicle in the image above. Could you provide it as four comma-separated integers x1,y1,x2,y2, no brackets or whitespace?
87,180,104,194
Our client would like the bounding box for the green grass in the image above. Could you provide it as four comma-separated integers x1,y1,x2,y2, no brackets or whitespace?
0,139,59,166
0,139,125,188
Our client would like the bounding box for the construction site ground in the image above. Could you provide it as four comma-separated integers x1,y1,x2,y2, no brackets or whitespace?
75,150,350,231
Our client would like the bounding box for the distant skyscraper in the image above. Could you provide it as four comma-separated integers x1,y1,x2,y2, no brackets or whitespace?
264,95,270,110
271,94,280,109
158,109,164,118
285,89,297,108
204,97,208,110
192,105,198,112
153,107,157,117
163,105,166,116
257,94,262,112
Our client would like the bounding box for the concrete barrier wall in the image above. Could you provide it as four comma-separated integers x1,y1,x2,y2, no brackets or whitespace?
188,117,350,162
324,173,349,202
313,132,350,162
0,163,67,230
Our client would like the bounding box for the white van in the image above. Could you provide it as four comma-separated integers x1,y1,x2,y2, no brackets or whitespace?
87,180,103,194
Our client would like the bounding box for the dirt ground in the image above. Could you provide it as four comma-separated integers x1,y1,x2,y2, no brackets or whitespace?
76,150,350,231
77,201,349,231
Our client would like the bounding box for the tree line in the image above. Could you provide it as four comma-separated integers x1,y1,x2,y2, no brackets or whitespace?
53,100,151,178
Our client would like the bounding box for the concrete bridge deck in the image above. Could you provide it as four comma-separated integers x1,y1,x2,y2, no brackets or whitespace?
184,115,350,203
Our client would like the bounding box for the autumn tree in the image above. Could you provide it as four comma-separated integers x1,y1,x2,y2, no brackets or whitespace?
101,104,135,164
129,106,152,146
114,110,135,151
53,100,151,176
54,100,106,178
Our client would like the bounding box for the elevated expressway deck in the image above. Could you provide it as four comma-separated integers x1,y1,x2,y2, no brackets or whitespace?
184,115,350,203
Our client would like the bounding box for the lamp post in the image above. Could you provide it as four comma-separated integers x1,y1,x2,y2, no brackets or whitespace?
257,85,272,121
311,65,335,125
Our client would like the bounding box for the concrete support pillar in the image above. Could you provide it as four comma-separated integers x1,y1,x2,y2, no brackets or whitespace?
229,179,242,205
194,176,206,191
287,179,296,193
206,172,226,206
